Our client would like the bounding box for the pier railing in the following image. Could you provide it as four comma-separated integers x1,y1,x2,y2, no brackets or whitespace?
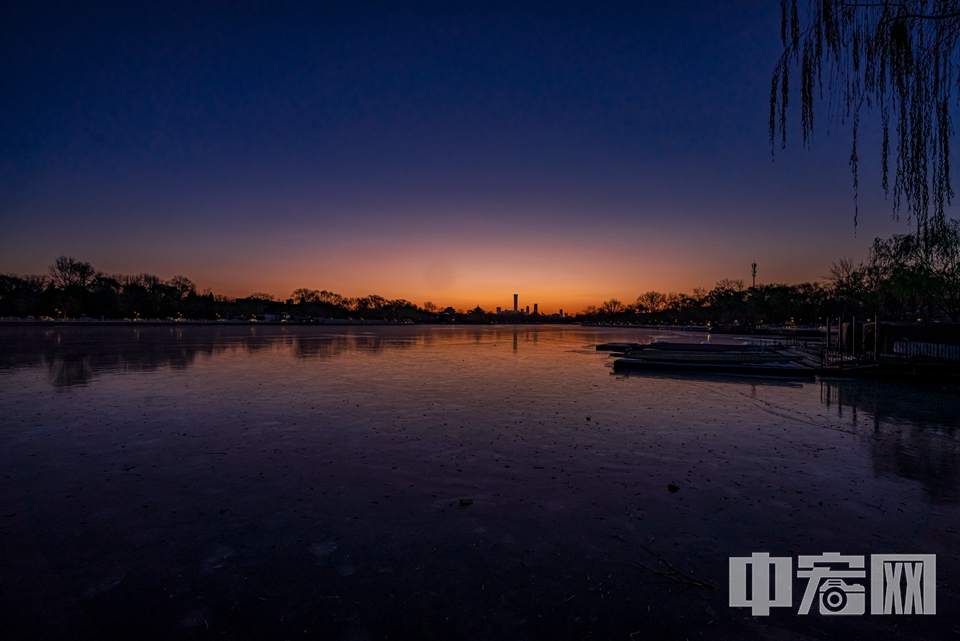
746,336,823,350
820,338,960,367
819,347,870,368
889,339,960,361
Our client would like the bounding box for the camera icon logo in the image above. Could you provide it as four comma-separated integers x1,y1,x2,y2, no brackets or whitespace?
819,579,866,615
730,552,936,616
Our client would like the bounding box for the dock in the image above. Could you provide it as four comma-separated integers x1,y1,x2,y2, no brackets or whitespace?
612,357,817,378
604,340,960,381
596,342,641,352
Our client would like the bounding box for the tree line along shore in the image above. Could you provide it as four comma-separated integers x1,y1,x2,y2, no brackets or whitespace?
2,224,958,327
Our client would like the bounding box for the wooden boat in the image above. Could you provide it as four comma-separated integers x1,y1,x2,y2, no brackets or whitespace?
627,341,777,353
623,341,796,362
610,341,816,378
613,356,816,378
622,348,800,364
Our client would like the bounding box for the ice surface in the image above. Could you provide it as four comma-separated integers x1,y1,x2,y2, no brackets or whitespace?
1,325,958,639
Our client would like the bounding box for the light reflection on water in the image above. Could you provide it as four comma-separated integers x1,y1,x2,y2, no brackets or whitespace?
0,325,958,640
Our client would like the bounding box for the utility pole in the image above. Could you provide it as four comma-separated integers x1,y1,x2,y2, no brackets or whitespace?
751,262,757,288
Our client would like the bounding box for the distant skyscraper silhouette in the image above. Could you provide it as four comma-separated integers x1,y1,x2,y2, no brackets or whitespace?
513,294,518,311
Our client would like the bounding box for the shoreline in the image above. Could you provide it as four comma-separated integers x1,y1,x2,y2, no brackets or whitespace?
0,318,826,335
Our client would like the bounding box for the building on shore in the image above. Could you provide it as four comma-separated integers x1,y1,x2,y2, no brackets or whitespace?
495,295,549,317
498,294,527,316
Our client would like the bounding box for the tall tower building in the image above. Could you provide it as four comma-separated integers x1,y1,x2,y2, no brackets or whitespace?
533,303,538,314
513,294,518,311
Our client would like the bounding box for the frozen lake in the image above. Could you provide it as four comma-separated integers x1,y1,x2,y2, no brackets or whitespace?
1,325,958,640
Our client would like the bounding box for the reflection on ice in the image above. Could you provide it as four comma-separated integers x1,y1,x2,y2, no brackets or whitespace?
820,379,960,430
821,380,960,503
0,326,425,387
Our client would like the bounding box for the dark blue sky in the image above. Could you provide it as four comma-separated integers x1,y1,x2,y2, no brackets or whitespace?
0,1,924,309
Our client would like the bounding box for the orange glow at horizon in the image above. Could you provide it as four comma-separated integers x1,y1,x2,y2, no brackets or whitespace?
1,197,910,314
186,227,874,314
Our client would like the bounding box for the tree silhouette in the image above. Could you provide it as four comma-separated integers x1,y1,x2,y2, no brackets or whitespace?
635,291,668,313
169,275,196,298
291,288,321,304
870,218,960,319
48,256,95,289
772,1,960,234
598,299,627,314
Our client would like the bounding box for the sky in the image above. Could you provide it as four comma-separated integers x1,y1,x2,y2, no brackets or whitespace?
1,1,945,312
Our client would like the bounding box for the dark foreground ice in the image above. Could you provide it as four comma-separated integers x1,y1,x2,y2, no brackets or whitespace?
1,325,958,640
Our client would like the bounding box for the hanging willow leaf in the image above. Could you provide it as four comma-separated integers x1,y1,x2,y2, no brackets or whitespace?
772,1,960,237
